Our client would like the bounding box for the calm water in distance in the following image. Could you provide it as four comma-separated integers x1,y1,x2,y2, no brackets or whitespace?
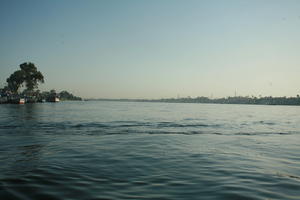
0,101,300,200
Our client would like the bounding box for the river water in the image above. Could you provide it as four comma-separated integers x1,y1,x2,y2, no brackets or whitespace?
0,101,299,200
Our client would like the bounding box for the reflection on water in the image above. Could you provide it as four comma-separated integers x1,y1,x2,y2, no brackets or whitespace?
0,101,300,200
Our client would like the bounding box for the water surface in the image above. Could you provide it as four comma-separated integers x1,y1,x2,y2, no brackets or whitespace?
0,101,300,199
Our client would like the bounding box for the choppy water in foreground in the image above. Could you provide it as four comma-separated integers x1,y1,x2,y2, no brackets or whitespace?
0,101,300,200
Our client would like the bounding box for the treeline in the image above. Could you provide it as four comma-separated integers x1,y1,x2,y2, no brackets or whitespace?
0,88,82,103
88,96,300,106
137,96,300,105
43,90,82,101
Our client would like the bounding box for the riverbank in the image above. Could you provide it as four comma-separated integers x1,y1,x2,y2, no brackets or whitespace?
0,90,82,104
87,95,300,106
0,97,59,104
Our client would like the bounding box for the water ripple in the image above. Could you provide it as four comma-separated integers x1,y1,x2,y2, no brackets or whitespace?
1,102,300,200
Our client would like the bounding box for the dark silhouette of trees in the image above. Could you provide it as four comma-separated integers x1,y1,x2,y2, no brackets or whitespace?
1,62,81,103
20,62,44,92
6,62,44,94
6,70,25,93
59,90,82,100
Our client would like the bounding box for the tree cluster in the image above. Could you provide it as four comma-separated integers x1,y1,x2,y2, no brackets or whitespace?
1,62,81,102
6,62,44,94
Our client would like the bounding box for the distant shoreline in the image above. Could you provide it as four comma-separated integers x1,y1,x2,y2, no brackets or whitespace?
85,96,300,106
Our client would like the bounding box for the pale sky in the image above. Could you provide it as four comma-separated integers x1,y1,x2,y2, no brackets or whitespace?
1,0,300,98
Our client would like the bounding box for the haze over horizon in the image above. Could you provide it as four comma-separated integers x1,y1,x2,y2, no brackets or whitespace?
1,0,300,99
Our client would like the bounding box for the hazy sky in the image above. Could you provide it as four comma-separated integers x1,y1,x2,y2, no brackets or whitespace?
1,0,300,98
